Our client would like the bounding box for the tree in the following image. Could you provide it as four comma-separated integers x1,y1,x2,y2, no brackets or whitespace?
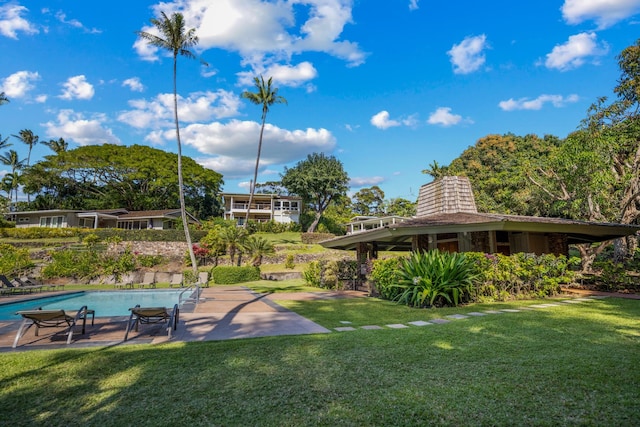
0,134,11,151
0,92,8,106
22,144,223,216
0,150,26,204
42,137,68,154
352,186,385,216
241,76,287,228
281,153,349,233
136,11,208,278
219,226,247,265
384,197,417,217
12,129,39,203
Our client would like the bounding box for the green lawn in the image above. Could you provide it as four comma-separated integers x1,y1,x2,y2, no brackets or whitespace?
0,297,638,426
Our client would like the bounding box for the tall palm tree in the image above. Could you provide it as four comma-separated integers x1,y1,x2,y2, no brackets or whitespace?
241,76,287,228
136,11,207,278
13,129,39,202
0,150,26,204
42,137,68,154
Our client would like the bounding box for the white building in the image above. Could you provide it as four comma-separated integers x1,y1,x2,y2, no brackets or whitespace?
222,193,302,225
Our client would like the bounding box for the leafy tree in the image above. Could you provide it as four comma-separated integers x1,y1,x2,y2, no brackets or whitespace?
435,133,561,216
255,180,287,195
21,144,223,216
384,197,417,217
136,11,208,277
281,153,349,232
42,137,68,154
0,92,8,106
352,186,385,216
241,76,287,227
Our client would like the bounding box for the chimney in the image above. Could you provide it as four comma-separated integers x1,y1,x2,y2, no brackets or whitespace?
416,176,478,217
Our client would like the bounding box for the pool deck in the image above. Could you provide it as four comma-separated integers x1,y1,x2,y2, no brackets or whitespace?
0,286,367,351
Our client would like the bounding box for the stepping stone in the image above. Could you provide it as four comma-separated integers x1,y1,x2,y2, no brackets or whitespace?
501,309,521,313
335,327,356,332
483,310,504,314
467,312,487,316
361,325,383,330
429,318,450,324
529,304,552,308
561,300,584,304
572,298,594,302
517,307,536,310
386,323,409,329
447,314,469,319
339,320,353,324
408,320,432,326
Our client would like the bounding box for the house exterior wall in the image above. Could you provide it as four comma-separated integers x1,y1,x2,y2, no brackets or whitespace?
14,212,75,228
222,193,301,225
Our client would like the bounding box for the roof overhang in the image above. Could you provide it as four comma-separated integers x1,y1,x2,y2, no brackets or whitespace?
320,214,640,251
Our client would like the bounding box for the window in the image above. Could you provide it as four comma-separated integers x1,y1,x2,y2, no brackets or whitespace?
39,216,65,228
78,218,95,228
117,220,149,230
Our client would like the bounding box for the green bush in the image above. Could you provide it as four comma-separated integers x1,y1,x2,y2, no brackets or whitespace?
303,261,322,287
211,265,261,284
393,250,476,307
0,243,33,275
284,254,295,269
42,249,98,280
0,227,84,239
370,257,403,300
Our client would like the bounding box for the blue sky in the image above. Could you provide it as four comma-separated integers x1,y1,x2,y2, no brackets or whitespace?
1,0,639,203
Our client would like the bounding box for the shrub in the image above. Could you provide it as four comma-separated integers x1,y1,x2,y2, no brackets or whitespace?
284,254,295,269
370,257,403,300
393,250,477,307
0,243,33,275
136,254,165,268
211,266,261,284
42,249,98,280
303,261,322,287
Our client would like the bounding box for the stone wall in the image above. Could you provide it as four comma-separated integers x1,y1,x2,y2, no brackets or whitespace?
108,241,189,259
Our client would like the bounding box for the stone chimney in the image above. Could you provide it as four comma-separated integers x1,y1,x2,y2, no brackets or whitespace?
416,176,478,217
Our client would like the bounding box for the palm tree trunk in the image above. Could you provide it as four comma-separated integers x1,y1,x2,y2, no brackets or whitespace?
173,57,198,277
244,112,267,228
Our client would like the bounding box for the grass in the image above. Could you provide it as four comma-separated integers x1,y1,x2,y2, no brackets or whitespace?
0,296,638,426
243,278,319,293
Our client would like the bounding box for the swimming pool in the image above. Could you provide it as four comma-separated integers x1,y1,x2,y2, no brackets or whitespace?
0,289,193,320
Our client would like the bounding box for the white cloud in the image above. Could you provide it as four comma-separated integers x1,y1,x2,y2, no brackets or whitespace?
544,32,608,71
409,0,420,11
448,34,489,74
174,119,336,178
0,70,40,98
370,111,400,129
350,176,385,187
427,107,463,127
122,77,145,92
118,90,242,129
562,0,640,29
0,3,38,39
59,75,95,100
54,10,101,33
237,61,318,88
43,109,121,146
135,1,367,78
498,94,580,111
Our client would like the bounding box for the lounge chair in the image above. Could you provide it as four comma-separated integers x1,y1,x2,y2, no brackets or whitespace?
197,271,209,288
115,273,134,289
23,277,63,292
169,273,183,288
138,272,156,289
0,275,40,294
12,305,94,348
124,304,179,341
17,277,45,292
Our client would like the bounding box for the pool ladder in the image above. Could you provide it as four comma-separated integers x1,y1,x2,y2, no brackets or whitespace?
179,284,201,306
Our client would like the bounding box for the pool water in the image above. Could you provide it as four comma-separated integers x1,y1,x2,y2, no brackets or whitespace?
0,290,191,320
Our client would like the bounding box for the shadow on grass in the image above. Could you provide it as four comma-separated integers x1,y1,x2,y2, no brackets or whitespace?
0,298,638,426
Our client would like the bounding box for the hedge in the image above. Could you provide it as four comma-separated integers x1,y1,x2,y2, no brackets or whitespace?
211,266,261,284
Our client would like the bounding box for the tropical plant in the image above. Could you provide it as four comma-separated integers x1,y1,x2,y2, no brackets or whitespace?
0,134,10,150
0,243,32,275
12,129,38,168
0,150,25,204
393,250,477,307
219,226,248,265
42,137,68,154
0,92,8,106
241,75,287,228
135,11,207,278
242,235,275,267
